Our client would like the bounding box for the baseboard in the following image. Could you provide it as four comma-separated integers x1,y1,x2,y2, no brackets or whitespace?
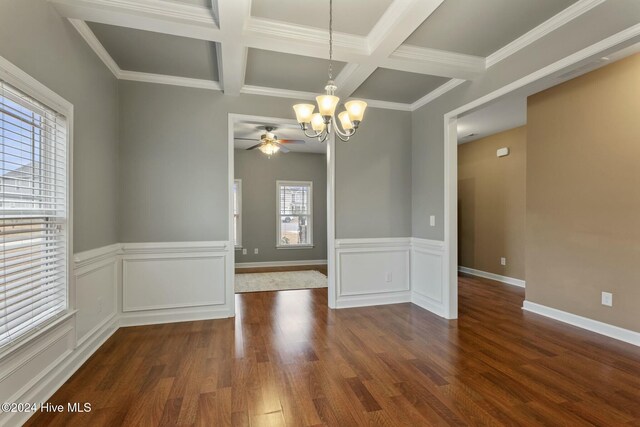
119,305,233,327
235,259,327,268
523,301,640,347
459,266,525,288
411,291,447,318
8,316,119,427
335,291,412,309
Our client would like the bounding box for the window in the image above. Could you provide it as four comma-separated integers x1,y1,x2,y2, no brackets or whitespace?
233,179,242,248
0,79,68,349
277,181,312,248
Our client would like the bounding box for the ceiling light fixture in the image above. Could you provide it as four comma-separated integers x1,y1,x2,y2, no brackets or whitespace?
257,141,280,157
292,0,367,142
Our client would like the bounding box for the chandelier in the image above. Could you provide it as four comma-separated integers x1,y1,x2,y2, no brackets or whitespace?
292,0,367,142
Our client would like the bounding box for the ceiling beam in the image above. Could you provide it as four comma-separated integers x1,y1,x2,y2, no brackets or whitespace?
334,0,446,98
50,0,222,41
216,0,250,96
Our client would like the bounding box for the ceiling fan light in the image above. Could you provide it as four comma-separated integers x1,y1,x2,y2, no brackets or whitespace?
258,142,280,156
316,94,340,117
338,111,354,130
293,103,315,124
311,113,326,132
345,100,367,122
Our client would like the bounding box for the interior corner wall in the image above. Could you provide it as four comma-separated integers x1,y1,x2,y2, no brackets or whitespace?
0,0,120,253
234,149,327,263
411,0,640,241
525,53,640,333
118,80,412,243
458,126,526,280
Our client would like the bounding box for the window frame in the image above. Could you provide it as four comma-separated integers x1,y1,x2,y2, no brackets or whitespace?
0,56,73,357
276,180,313,249
233,178,242,249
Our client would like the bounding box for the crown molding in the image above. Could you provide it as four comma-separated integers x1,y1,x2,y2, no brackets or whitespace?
352,98,413,112
50,0,222,41
411,79,465,111
240,85,316,101
68,19,120,78
119,70,222,91
485,0,606,67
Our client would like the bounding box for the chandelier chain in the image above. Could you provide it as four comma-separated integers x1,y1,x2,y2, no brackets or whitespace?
329,0,333,80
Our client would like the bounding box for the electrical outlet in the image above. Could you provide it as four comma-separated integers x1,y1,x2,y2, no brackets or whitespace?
601,292,613,307
385,272,392,283
242,248,247,255
97,297,103,314
254,248,259,254
430,215,436,227
500,257,507,266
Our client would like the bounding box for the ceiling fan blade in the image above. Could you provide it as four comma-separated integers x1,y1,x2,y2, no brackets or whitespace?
276,139,306,144
246,142,264,150
235,137,259,141
275,142,290,153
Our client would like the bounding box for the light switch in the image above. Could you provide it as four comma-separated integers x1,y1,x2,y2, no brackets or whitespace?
429,215,436,227
254,248,259,254
242,248,247,255
601,292,613,307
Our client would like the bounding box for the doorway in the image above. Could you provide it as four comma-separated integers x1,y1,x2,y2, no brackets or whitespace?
227,114,336,313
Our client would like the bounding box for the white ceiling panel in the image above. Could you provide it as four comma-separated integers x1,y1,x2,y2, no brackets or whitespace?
404,0,579,56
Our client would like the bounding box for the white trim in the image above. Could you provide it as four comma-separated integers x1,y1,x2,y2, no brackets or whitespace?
118,70,222,91
68,19,121,77
335,237,411,249
233,178,242,248
523,301,640,347
354,98,413,112
235,259,327,269
411,291,447,318
388,45,484,79
240,84,316,101
442,24,640,320
73,243,122,266
119,305,232,327
51,0,222,40
411,79,466,111
121,240,227,254
216,0,249,96
458,266,525,288
486,0,607,67
335,291,412,309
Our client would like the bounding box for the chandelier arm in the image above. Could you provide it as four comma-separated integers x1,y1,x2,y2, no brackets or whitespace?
302,127,325,139
335,132,351,142
332,116,356,138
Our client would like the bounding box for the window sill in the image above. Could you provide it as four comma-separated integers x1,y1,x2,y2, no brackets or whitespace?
276,245,314,250
0,309,77,360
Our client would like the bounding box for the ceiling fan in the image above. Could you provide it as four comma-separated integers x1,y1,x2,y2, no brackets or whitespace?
235,126,305,156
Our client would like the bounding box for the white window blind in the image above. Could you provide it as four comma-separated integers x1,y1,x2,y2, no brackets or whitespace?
0,79,68,349
277,181,312,247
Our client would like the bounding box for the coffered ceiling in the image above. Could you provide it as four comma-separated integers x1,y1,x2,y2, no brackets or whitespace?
51,0,615,111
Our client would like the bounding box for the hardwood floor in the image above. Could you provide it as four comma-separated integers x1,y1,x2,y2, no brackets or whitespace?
25,275,640,426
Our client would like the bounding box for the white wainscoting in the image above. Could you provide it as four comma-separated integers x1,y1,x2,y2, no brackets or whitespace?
1,244,120,427
120,241,232,326
334,238,412,308
410,238,447,317
235,259,327,269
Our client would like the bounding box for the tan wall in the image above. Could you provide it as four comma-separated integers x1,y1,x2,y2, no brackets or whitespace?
458,127,527,280
526,53,640,332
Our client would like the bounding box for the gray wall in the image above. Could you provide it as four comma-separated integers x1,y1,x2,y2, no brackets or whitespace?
0,0,120,252
118,80,412,242
234,149,327,263
412,0,640,240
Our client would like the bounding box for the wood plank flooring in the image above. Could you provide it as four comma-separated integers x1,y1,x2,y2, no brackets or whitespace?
25,275,640,426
